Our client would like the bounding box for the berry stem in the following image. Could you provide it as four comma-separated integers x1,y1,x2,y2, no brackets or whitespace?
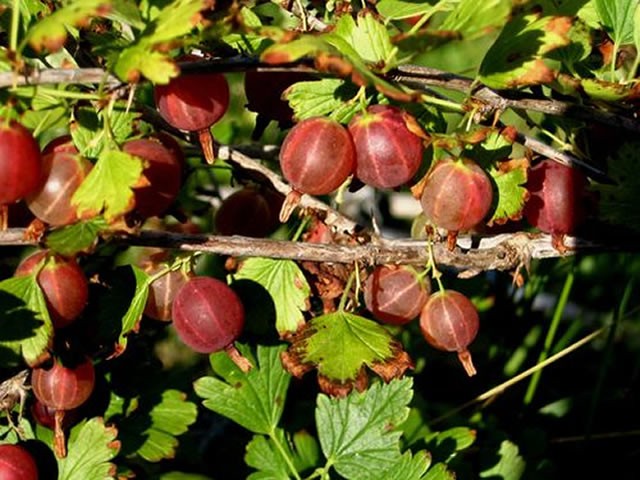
224,344,253,373
9,0,20,53
0,205,7,231
199,129,216,164
53,409,67,458
457,350,477,377
426,239,445,293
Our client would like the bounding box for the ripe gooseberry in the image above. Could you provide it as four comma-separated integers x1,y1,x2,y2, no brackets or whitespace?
523,159,588,251
154,57,229,164
215,187,284,237
420,158,493,248
419,290,479,376
123,138,182,218
364,265,430,325
348,105,425,189
0,120,43,230
279,117,356,221
172,276,251,371
26,144,93,226
31,356,95,458
15,250,89,329
0,444,39,480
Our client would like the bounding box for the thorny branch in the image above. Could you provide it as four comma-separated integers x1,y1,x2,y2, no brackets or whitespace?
0,227,634,276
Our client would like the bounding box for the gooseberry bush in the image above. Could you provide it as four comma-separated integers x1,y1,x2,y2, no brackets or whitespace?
0,1,639,479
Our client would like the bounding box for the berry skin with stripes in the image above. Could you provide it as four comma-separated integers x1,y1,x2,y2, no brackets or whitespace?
348,105,424,189
420,158,493,233
420,290,479,376
279,117,356,196
0,120,43,206
171,276,245,354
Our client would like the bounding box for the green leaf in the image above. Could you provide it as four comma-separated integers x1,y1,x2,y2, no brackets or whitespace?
262,34,414,103
57,418,120,480
113,0,211,83
425,427,476,462
0,275,52,366
382,450,433,480
478,13,572,89
117,265,150,352
635,5,640,55
595,0,639,45
330,13,396,68
46,217,109,256
245,429,320,479
487,158,529,225
316,378,413,480
424,463,455,480
284,79,361,123
377,0,453,20
194,344,291,435
119,389,198,462
440,0,511,37
594,141,640,233
71,149,144,221
479,440,526,480
25,0,110,53
71,105,140,158
288,311,398,383
235,258,310,336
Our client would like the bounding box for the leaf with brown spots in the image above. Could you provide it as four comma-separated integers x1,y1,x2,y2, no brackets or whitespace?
282,311,412,397
478,13,572,89
26,0,111,54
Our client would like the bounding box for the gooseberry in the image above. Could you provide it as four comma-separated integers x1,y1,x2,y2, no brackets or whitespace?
172,277,250,371
420,158,493,247
123,138,182,218
154,58,229,164
26,146,92,226
0,120,43,230
15,250,89,329
348,105,424,189
0,444,38,480
363,265,430,325
419,290,479,376
144,266,190,322
523,159,587,249
215,187,283,237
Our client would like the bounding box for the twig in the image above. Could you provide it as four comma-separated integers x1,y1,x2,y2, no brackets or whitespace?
392,65,640,134
0,229,635,274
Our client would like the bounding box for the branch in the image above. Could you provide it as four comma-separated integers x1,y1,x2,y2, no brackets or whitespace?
392,65,640,134
0,228,632,275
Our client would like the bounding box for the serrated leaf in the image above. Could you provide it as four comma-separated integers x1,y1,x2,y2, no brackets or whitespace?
425,427,476,463
381,450,432,480
57,418,120,480
488,158,529,225
0,275,52,366
594,141,640,233
262,34,415,103
71,149,144,221
290,311,398,383
424,463,455,480
25,0,111,53
235,258,310,336
46,217,108,256
595,0,639,45
580,77,640,101
245,429,320,480
478,14,572,89
119,389,198,462
317,378,413,480
117,265,149,352
194,344,291,435
479,440,526,480
71,106,140,158
113,0,210,83
331,13,396,68
284,79,360,123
